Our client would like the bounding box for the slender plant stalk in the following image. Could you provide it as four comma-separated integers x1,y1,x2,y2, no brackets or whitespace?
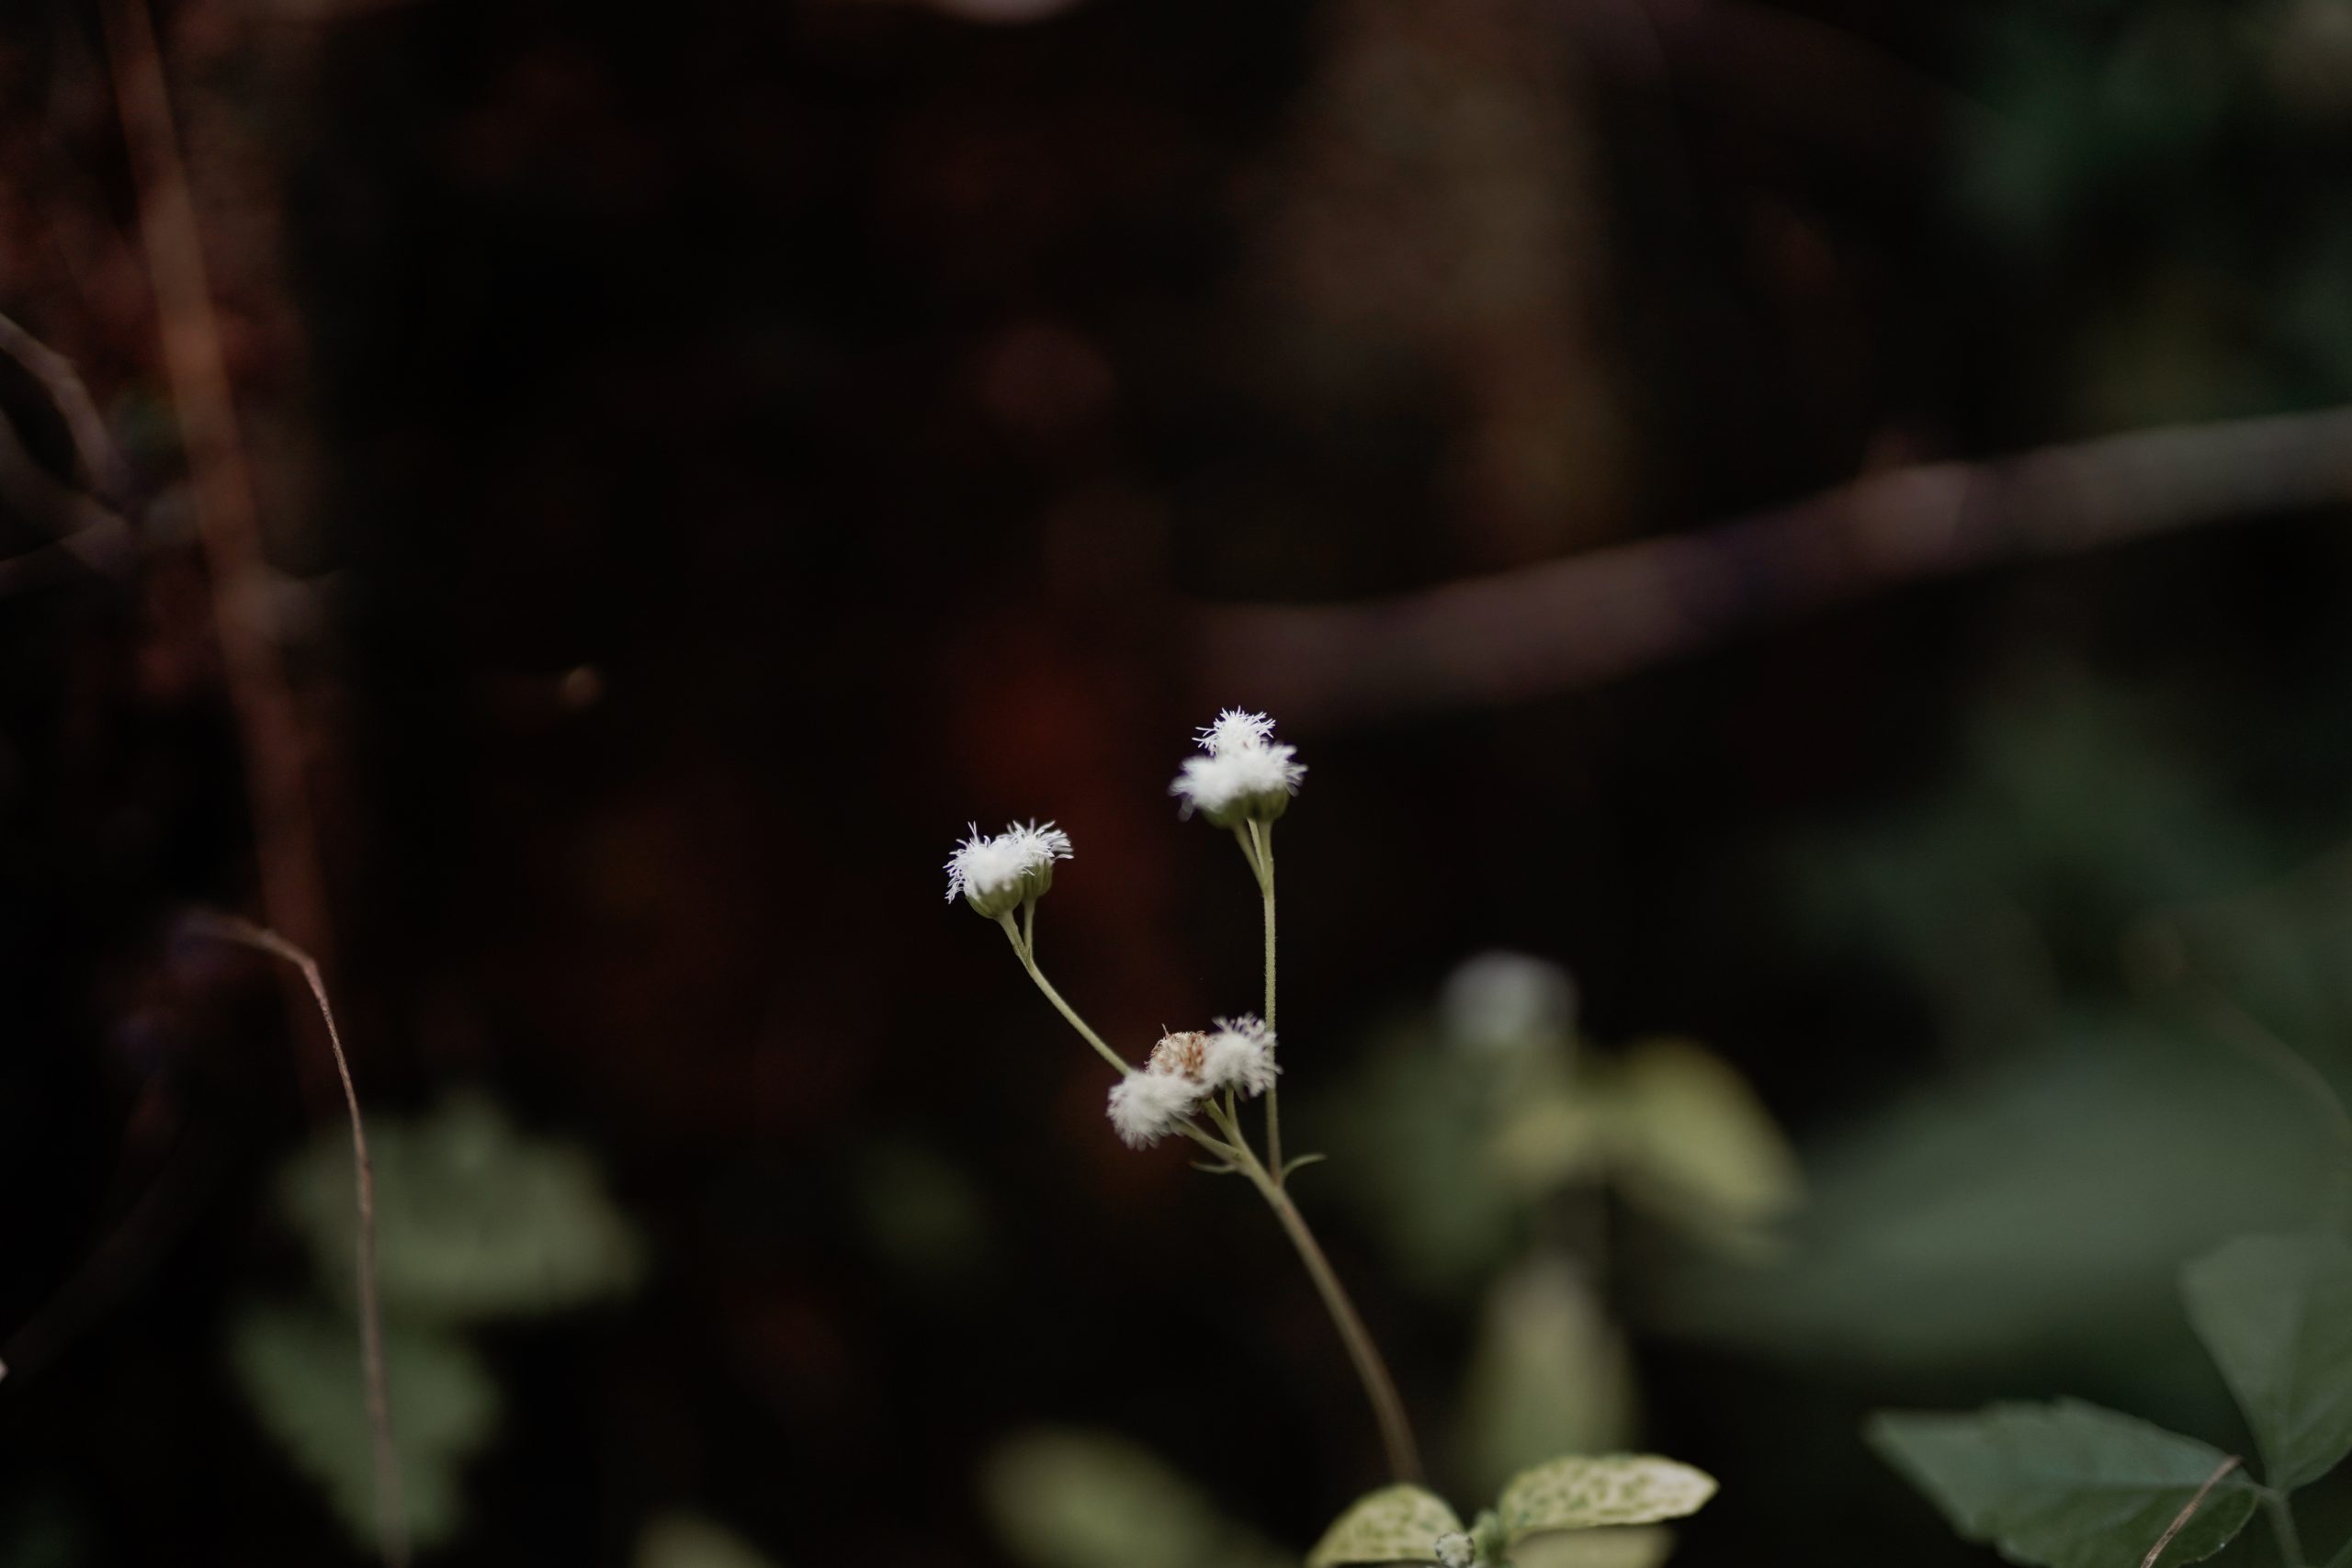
2140,1457,2241,1568
1252,820,1283,1179
2263,1486,2310,1568
1250,1158,1421,1483
999,914,1133,1074
1014,935,1423,1483
194,913,407,1568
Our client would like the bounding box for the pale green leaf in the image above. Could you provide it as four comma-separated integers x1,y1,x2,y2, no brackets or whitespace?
1497,1455,1716,1540
1461,1259,1635,1498
2181,1230,2352,1490
1867,1400,2256,1568
1489,1095,1610,1197
634,1515,787,1568
980,1428,1292,1568
1610,1039,1802,1251
1306,1485,1463,1568
1511,1528,1674,1568
280,1091,643,1324
228,1302,499,1550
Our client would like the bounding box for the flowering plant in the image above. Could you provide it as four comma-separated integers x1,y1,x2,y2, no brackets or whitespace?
948,711,1718,1566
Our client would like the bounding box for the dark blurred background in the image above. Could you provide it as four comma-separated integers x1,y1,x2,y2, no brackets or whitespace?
6,0,2352,1563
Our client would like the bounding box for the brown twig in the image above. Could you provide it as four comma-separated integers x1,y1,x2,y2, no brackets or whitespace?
2141,1454,2241,1568
1196,404,2352,725
187,912,408,1568
100,0,338,1079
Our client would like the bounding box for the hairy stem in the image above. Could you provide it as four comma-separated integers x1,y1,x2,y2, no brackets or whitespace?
1000,913,1133,1075
194,914,406,1568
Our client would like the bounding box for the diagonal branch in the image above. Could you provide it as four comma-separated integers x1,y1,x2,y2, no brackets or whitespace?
1194,404,2352,726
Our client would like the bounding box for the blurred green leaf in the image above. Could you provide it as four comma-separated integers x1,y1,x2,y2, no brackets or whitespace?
2181,1230,2352,1490
1460,1258,1635,1498
1510,1527,1674,1568
1498,1456,1715,1540
980,1428,1290,1568
227,1302,498,1550
1320,1021,1523,1295
280,1091,643,1324
853,1137,990,1279
634,1514,786,1568
1868,1400,2256,1568
1609,1039,1802,1251
1305,1484,1461,1568
1796,682,2276,1043
1665,1021,2332,1364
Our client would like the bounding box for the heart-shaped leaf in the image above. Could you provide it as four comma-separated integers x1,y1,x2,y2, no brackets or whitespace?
1306,1485,1463,1567
2181,1230,2352,1490
1868,1400,2256,1568
1497,1455,1716,1540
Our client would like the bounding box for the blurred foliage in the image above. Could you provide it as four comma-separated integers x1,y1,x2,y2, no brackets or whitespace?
277,1092,644,1324
1668,678,2341,1369
1319,961,1798,1300
1959,0,2352,427
231,1092,641,1551
633,1515,788,1568
227,1303,498,1551
978,1428,1292,1568
849,1137,992,1281
1459,1258,1634,1501
0,1498,82,1568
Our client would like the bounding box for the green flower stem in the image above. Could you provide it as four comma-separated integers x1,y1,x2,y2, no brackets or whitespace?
1203,1097,1420,1482
1248,1148,1423,1484
1236,821,1283,1180
999,912,1132,1075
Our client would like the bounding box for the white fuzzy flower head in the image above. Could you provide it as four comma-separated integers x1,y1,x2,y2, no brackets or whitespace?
1201,1014,1279,1098
1171,709,1305,827
1432,1533,1476,1568
1106,1067,1204,1148
1197,707,1277,756
944,819,1074,919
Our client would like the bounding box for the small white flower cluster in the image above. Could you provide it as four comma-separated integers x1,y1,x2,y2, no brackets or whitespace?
1106,1015,1280,1146
1171,707,1305,828
1432,1532,1477,1568
944,819,1073,919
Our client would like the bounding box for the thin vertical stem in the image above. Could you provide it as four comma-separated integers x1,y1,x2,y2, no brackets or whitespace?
1235,822,1284,1180
194,914,405,1568
999,914,1133,1075
2263,1486,2309,1568
1249,1159,1422,1483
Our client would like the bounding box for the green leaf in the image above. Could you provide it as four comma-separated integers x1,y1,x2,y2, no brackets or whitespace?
1460,1260,1635,1499
279,1091,643,1324
1609,1038,1803,1251
2181,1230,2352,1490
1496,1455,1716,1540
1867,1400,2257,1568
634,1515,788,1568
979,1428,1292,1568
228,1302,499,1550
1511,1529,1674,1568
1306,1485,1463,1568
